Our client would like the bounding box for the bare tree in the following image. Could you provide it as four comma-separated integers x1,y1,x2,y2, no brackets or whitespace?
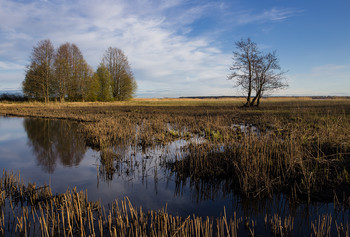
228,38,260,106
102,47,137,100
251,51,288,106
23,39,55,102
228,38,287,106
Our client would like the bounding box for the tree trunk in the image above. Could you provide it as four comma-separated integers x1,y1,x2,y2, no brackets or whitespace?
251,87,261,106
251,95,257,106
257,94,262,106
245,82,252,106
246,86,251,106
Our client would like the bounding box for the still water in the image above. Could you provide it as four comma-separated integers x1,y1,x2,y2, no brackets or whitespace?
0,116,348,235
0,116,234,216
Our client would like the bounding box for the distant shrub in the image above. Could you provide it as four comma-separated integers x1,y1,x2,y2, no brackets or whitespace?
0,93,29,102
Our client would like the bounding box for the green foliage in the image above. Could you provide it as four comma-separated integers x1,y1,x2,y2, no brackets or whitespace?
169,129,180,137
80,64,95,102
205,128,223,141
86,73,101,101
22,39,55,103
23,65,45,100
102,47,137,101
96,64,113,101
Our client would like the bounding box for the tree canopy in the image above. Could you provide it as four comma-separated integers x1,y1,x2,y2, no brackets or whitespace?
22,40,137,102
102,47,137,101
23,39,55,103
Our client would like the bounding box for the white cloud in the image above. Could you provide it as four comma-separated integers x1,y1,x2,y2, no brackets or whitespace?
0,0,304,97
234,7,303,25
0,62,24,70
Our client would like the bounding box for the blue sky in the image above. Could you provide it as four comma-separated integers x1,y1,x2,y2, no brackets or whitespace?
0,0,349,97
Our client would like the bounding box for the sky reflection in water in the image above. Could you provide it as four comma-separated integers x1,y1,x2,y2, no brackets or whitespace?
0,116,234,217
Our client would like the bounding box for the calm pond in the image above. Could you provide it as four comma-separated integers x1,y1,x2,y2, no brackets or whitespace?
0,116,348,235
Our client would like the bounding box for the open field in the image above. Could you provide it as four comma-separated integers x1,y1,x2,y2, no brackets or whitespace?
0,97,350,235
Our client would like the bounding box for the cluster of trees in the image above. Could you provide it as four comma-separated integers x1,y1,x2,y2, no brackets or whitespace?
228,38,288,106
23,39,137,102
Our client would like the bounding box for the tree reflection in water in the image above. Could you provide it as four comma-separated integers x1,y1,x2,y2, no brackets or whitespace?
23,118,87,173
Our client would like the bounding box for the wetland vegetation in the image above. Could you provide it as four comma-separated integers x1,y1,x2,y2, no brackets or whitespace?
0,97,349,236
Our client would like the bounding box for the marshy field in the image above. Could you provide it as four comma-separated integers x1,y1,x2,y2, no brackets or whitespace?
0,97,349,236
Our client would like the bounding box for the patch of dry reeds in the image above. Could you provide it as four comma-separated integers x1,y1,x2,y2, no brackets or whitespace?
170,116,350,202
0,170,257,236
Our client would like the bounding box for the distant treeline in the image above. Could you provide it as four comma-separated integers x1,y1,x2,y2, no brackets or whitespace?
0,93,28,102
179,96,350,99
310,96,350,99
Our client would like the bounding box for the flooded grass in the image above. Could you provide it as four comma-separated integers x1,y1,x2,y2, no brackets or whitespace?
169,124,350,201
1,171,349,236
1,98,350,235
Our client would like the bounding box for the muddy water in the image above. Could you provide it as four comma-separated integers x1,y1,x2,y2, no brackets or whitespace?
0,116,348,235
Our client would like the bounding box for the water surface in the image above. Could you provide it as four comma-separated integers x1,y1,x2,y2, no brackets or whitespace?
0,116,348,235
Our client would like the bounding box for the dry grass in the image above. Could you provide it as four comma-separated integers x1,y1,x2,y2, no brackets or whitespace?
169,108,350,201
0,171,251,236
1,98,350,202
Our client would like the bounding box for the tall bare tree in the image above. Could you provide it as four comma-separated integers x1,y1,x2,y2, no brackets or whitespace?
102,47,137,100
228,38,260,106
23,39,55,102
251,51,287,106
228,38,287,106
